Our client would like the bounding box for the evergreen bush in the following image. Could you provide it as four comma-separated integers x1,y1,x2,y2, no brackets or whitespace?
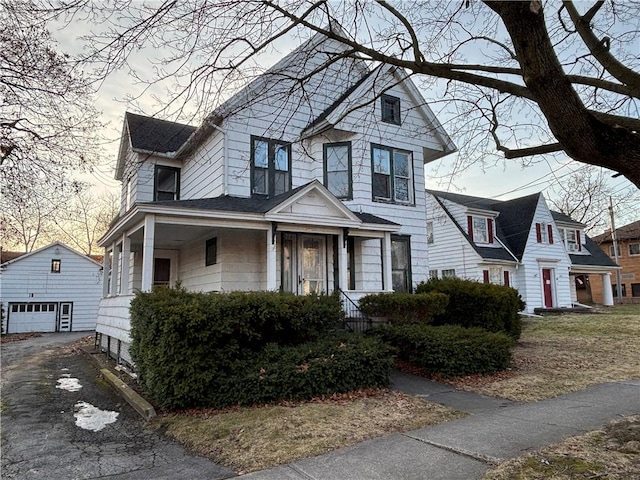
415,278,524,338
373,323,513,377
358,292,449,324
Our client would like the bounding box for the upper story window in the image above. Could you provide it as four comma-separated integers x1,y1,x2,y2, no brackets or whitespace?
154,165,180,201
51,259,61,273
560,228,582,252
467,216,494,244
251,136,291,197
629,243,640,256
610,244,621,257
381,94,401,125
371,144,413,204
323,142,352,199
535,222,554,244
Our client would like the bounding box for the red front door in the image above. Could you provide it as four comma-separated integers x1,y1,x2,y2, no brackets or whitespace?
542,268,553,307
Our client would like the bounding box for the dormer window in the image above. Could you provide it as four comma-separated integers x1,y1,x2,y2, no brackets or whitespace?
154,165,180,201
381,94,401,125
560,228,582,252
467,216,494,244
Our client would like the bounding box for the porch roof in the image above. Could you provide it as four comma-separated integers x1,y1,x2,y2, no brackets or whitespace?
570,236,619,269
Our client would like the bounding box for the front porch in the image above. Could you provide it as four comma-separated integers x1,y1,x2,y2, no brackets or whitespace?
96,182,404,364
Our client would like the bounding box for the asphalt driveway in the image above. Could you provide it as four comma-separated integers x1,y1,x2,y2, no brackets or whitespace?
1,333,234,480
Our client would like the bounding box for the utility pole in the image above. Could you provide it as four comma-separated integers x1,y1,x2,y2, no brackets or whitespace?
609,197,623,301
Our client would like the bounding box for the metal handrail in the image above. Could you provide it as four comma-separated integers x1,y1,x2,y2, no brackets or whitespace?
337,288,373,333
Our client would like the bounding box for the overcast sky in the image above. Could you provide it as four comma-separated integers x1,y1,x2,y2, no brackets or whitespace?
50,12,638,230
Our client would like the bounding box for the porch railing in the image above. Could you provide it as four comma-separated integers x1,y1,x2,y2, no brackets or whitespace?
337,288,373,333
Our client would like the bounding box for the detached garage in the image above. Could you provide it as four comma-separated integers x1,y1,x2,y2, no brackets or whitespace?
1,242,103,334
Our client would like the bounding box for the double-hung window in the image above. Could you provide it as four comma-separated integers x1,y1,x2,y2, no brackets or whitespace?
251,137,291,197
629,243,640,256
467,216,494,244
154,165,180,201
324,142,352,199
371,144,413,203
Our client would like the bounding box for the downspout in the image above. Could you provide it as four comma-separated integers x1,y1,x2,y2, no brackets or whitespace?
210,122,228,195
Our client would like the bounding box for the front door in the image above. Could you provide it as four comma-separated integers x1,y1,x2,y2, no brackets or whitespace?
542,268,554,307
281,234,325,294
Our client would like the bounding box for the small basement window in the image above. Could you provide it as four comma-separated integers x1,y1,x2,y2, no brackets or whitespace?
51,259,61,273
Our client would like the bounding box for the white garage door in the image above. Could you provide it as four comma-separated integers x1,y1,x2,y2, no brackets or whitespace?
7,303,57,333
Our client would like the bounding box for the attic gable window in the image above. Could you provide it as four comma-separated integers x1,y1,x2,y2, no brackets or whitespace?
381,94,401,125
251,136,291,197
467,216,494,244
154,165,180,201
51,259,61,273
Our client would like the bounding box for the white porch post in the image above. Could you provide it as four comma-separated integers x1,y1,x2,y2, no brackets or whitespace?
141,214,155,292
602,272,614,306
382,233,392,291
266,225,277,290
337,230,348,291
111,241,120,297
102,247,110,298
120,233,131,295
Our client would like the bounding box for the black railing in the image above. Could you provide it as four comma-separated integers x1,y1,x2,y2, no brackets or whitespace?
338,288,373,333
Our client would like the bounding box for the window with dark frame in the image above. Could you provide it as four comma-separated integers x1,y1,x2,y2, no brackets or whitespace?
51,259,61,273
205,237,217,266
391,235,412,293
381,94,401,125
629,243,640,256
371,144,413,204
154,165,180,201
251,136,291,197
323,142,352,199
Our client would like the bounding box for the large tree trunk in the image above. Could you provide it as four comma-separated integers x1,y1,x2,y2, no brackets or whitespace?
485,1,640,188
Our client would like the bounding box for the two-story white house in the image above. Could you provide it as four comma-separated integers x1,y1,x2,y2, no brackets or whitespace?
96,26,456,365
425,190,618,313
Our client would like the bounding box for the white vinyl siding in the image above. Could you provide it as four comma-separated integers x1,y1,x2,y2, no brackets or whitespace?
1,244,102,333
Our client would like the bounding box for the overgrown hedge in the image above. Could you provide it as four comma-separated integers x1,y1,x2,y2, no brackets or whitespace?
416,278,524,339
209,334,393,408
129,287,392,409
358,292,449,324
372,324,513,377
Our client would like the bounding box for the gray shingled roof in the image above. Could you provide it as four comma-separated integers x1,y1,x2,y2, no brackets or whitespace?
551,210,586,227
126,112,196,154
592,220,640,243
141,184,399,226
570,236,619,267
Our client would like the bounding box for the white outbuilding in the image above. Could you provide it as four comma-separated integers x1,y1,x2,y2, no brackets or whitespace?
1,242,103,333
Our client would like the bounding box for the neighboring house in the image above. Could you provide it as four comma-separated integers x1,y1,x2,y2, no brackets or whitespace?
96,24,457,365
591,220,640,302
425,190,618,312
1,242,103,333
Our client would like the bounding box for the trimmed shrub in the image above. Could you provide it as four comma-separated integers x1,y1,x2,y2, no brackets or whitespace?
372,323,513,378
415,278,524,339
130,287,345,408
358,292,449,324
209,333,394,408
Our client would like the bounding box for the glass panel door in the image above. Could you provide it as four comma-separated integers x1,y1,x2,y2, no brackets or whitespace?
301,235,325,294
281,234,296,293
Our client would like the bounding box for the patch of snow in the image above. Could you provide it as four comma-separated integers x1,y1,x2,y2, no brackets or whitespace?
56,377,82,392
60,373,71,378
73,402,119,431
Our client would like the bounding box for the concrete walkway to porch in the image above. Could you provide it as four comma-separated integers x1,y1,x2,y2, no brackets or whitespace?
238,372,640,480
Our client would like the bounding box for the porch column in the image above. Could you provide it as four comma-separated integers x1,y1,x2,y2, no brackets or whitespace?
382,233,392,291
111,241,120,297
102,246,110,298
120,233,131,295
337,230,348,290
601,272,614,306
141,214,155,292
266,225,277,290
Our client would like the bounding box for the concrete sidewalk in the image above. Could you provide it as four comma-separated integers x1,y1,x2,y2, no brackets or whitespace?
238,375,640,480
